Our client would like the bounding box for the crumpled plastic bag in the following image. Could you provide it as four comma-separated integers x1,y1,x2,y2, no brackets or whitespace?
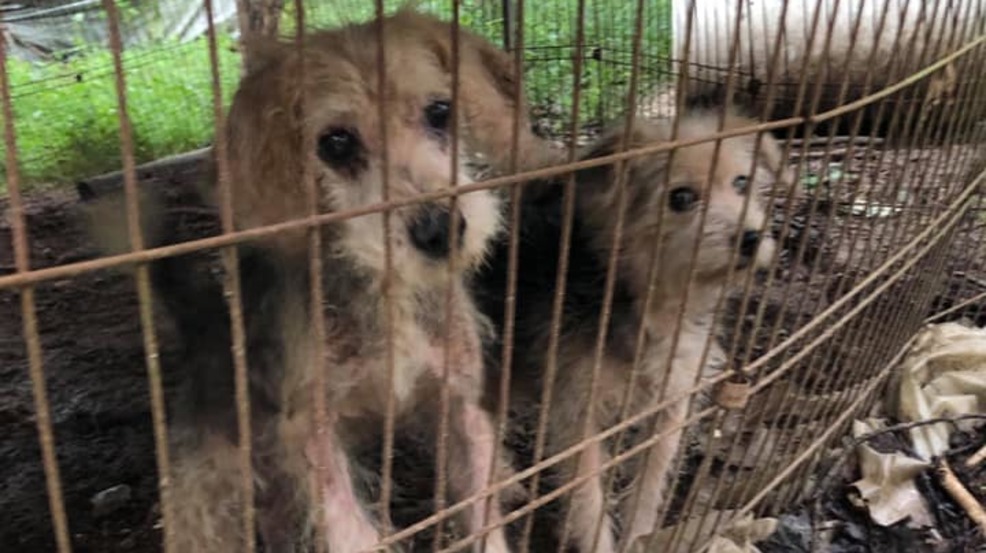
849,321,986,528
641,509,777,553
895,322,986,461
849,419,933,527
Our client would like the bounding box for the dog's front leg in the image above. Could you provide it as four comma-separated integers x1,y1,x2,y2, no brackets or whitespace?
445,394,513,553
618,351,703,551
306,424,387,553
617,400,688,551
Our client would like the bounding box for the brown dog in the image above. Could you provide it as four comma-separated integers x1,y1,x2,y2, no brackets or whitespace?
82,7,555,552
475,109,790,552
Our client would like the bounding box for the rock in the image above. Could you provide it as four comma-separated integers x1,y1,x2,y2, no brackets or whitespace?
91,484,132,518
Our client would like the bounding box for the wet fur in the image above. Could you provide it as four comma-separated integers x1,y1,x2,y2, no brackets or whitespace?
81,8,554,552
475,109,790,552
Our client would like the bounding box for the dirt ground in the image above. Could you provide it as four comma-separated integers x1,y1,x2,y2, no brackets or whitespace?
1,135,985,552
0,190,172,552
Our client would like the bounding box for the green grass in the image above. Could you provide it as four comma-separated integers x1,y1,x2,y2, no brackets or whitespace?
1,32,241,192
0,0,670,196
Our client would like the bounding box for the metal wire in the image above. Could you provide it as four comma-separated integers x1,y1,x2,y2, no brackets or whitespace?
204,0,256,550
102,2,177,552
558,0,646,547
484,0,529,545
768,2,986,513
432,1,464,547
709,0,902,521
289,2,331,550
3,0,986,550
0,20,73,553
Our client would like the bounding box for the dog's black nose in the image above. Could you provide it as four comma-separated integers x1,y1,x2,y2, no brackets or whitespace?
738,230,760,257
408,205,466,259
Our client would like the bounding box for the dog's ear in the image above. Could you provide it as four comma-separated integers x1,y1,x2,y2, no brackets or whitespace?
575,122,671,215
412,14,559,173
223,45,311,257
720,110,795,195
578,122,667,179
462,34,522,106
572,122,674,235
411,13,520,102
240,35,290,78
752,130,796,194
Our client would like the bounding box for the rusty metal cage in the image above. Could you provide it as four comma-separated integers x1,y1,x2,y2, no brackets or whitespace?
1,0,985,551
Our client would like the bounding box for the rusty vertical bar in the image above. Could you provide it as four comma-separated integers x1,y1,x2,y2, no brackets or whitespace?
633,0,704,540
700,0,878,528
371,0,399,538
101,1,177,551
288,2,332,550
555,0,649,549
203,0,258,549
731,0,919,513
485,0,529,547
706,2,872,524
777,0,986,511
653,0,837,538
0,22,73,553
512,0,578,548
640,0,763,548
433,1,465,549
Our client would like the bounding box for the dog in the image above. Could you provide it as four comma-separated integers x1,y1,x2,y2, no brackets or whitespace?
474,109,790,552
81,7,557,552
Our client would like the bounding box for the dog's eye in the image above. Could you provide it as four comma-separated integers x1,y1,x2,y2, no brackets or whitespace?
668,187,699,212
733,175,749,194
317,127,361,166
424,100,452,132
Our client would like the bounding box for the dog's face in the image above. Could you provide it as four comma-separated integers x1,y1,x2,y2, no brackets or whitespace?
579,112,788,290
659,133,777,281
223,10,513,281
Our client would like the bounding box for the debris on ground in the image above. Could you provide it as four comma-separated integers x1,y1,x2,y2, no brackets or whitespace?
91,484,133,519
895,322,986,462
645,509,778,553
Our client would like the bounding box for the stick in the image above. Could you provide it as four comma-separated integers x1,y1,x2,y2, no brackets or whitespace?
955,271,986,290
966,442,986,468
937,459,986,535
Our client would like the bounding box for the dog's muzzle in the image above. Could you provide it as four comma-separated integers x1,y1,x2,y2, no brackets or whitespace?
408,204,467,259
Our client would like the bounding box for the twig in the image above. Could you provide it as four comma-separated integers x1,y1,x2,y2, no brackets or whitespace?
937,459,986,535
965,442,986,468
849,415,986,450
811,415,986,524
954,271,986,289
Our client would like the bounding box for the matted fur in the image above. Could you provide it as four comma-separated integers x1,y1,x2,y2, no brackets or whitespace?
183,8,530,552
475,109,790,553
81,7,555,553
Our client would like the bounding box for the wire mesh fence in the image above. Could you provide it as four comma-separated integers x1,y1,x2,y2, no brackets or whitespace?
0,0,984,552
